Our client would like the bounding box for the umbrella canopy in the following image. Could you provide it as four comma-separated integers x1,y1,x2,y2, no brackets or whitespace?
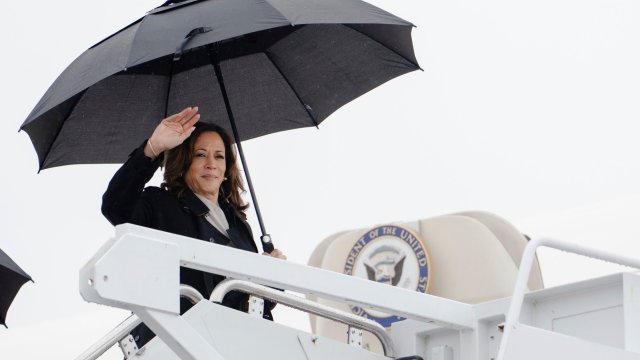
20,0,420,251
0,249,32,328
20,0,419,169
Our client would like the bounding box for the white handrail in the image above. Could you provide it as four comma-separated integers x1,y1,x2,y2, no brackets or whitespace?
87,224,475,331
209,279,395,357
496,237,640,360
80,224,476,359
75,285,205,360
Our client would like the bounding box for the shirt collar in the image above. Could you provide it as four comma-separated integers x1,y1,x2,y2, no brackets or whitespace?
193,193,221,213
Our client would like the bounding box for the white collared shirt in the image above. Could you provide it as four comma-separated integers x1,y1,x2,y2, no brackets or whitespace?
194,193,230,238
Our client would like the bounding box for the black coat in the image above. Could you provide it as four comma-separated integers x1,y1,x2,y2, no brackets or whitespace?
102,142,272,347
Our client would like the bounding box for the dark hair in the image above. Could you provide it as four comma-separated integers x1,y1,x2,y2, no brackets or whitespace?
162,122,248,217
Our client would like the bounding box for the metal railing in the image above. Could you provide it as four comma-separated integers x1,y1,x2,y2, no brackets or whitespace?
496,237,640,360
78,278,396,359
75,284,204,360
209,279,395,357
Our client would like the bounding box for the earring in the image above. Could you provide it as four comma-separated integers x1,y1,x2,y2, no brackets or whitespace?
224,177,228,181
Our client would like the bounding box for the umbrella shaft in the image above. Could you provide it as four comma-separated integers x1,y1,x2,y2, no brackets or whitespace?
213,62,271,246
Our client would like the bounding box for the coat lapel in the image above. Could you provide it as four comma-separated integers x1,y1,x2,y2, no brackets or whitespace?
220,200,257,252
179,190,256,252
179,190,209,217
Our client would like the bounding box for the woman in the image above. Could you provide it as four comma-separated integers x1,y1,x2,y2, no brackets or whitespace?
102,106,285,347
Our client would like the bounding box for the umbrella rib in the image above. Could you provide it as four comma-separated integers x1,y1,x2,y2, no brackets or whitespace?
163,59,177,118
263,49,319,128
89,17,144,51
36,92,86,171
345,24,423,71
254,0,317,125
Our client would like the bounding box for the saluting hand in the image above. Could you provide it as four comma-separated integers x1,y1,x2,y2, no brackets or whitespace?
145,107,200,159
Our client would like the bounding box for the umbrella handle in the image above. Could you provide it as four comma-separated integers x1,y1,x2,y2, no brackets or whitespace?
261,235,274,253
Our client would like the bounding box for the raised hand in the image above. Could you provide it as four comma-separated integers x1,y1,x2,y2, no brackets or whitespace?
145,107,200,158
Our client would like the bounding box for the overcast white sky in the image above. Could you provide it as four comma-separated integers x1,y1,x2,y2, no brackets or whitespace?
1,0,640,358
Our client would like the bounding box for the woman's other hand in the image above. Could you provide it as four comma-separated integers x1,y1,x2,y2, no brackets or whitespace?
263,248,287,260
145,107,200,159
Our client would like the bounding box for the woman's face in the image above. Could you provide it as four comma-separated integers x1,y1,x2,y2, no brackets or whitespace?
184,131,227,201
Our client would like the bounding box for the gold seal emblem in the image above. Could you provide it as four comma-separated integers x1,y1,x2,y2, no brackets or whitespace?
343,224,431,327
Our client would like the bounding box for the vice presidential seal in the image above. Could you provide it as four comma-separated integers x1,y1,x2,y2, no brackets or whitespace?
343,224,431,327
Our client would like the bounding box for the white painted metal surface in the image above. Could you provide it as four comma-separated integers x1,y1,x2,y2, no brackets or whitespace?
497,237,640,360
140,301,389,360
75,315,141,360
76,285,204,360
78,224,640,360
623,272,640,353
209,279,395,356
82,224,475,329
500,324,640,360
247,295,264,318
80,232,181,313
390,272,640,360
119,335,139,359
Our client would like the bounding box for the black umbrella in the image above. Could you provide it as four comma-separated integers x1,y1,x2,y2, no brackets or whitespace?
20,0,420,251
0,249,33,328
